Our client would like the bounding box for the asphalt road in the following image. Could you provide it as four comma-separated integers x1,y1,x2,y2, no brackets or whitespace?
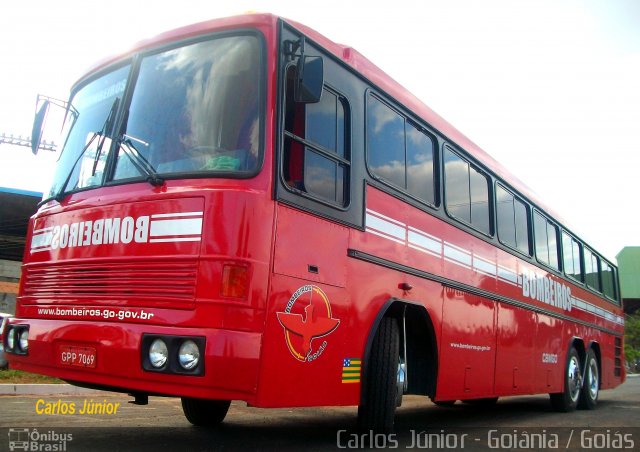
1,377,638,451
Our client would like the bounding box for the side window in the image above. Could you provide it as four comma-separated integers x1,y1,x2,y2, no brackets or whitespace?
283,66,350,206
562,232,583,282
496,184,530,255
584,247,601,292
367,96,404,188
533,211,559,270
444,147,491,235
367,94,436,205
601,262,617,300
407,122,436,203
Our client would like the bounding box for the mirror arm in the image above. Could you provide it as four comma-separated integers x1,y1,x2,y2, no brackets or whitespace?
36,95,78,119
31,94,78,155
284,36,305,62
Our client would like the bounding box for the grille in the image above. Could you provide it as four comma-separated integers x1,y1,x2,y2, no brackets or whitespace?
22,259,198,308
615,337,622,377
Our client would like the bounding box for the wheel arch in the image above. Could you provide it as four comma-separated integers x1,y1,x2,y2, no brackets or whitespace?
361,298,438,400
570,337,586,365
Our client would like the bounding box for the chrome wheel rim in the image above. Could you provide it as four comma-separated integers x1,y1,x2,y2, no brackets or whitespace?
567,355,581,402
587,358,599,400
396,356,406,407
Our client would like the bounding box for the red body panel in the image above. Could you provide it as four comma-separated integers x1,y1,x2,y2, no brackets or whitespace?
11,177,276,404
357,186,624,400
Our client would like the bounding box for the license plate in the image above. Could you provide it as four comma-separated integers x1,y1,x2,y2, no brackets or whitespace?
58,345,97,368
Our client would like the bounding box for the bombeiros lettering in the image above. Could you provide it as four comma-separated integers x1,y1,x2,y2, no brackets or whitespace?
49,215,149,249
521,271,573,312
31,210,203,253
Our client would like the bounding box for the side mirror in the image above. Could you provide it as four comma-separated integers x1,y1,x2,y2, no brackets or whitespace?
295,56,324,103
31,100,50,155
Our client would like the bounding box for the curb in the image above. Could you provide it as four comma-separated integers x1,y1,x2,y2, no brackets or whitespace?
0,384,105,396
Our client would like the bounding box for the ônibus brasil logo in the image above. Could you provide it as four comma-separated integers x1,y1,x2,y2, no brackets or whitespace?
277,285,340,362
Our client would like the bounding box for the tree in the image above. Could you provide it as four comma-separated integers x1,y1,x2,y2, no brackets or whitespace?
624,312,640,372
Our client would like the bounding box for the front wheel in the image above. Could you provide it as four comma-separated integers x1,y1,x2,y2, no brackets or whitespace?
358,317,401,433
578,349,599,410
181,397,231,426
550,346,582,412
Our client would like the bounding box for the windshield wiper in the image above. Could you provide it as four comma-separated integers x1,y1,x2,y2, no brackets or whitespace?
118,134,164,186
90,99,119,178
39,98,120,205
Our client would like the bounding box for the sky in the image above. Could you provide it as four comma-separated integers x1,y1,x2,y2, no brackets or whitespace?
0,0,638,262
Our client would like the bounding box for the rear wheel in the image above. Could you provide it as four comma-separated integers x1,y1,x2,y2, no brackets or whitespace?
578,349,599,410
181,397,231,426
550,347,581,412
358,317,401,433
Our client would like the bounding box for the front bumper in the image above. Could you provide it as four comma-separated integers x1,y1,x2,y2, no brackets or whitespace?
5,318,261,403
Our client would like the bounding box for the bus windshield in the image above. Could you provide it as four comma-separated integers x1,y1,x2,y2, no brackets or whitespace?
45,65,129,200
45,33,263,201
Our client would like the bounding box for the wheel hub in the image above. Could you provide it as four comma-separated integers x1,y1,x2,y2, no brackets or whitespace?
587,359,599,399
396,356,406,407
567,355,582,402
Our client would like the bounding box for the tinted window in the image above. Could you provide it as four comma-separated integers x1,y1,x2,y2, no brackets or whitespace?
562,232,583,281
534,211,559,270
601,262,616,300
304,151,346,204
534,213,548,263
368,96,405,188
584,248,601,292
406,122,435,203
470,168,490,234
547,221,559,270
444,147,491,235
496,184,529,254
307,90,344,157
514,198,529,253
444,148,470,222
283,67,350,206
367,95,435,204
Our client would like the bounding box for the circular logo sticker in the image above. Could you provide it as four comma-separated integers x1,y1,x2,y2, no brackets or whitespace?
277,285,340,362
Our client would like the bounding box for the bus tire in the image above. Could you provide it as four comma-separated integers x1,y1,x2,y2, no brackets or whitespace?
181,397,231,426
549,346,581,412
358,316,400,434
578,349,599,410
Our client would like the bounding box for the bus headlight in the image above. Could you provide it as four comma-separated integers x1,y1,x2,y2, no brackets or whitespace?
149,339,168,368
142,334,204,375
6,328,15,351
178,340,200,370
19,329,29,352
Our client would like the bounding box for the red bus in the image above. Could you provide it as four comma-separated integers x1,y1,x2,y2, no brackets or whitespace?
6,13,624,433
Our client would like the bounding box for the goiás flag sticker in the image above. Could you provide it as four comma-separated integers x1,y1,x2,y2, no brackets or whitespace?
342,358,361,383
